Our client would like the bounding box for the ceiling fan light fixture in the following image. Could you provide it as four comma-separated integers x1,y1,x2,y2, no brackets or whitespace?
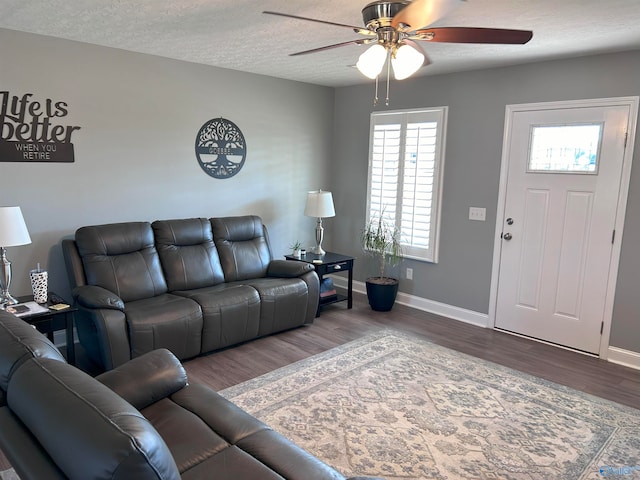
356,43,387,79
391,43,424,80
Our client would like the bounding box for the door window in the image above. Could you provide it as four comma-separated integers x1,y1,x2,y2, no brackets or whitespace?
527,123,602,174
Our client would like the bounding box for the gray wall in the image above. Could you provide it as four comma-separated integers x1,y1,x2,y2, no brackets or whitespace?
0,28,334,301
331,50,640,352
1,26,638,354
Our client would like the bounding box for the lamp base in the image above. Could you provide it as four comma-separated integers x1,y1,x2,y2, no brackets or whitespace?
0,246,18,308
0,292,19,306
311,245,326,256
313,218,326,256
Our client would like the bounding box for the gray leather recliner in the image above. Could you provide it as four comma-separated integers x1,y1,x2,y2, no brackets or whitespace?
0,310,381,480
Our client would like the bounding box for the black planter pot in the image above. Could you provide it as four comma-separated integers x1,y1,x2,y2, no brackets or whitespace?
365,277,399,312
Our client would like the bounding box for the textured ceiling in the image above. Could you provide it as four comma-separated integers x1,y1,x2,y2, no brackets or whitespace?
1,0,640,87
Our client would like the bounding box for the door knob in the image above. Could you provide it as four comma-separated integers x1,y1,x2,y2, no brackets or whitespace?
506,218,514,225
503,233,513,241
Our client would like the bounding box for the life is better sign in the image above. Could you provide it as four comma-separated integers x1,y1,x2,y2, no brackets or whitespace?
0,91,81,163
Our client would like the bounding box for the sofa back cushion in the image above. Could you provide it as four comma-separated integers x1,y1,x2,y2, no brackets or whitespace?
75,222,168,302
210,216,272,282
0,310,65,400
8,357,180,480
152,218,225,291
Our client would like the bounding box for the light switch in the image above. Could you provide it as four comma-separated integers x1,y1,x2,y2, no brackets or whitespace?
469,207,486,221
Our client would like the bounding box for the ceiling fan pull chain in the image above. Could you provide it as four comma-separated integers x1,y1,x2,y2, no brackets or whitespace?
385,49,391,106
374,74,379,106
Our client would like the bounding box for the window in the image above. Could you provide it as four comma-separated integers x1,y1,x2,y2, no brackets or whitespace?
366,107,448,263
528,123,602,174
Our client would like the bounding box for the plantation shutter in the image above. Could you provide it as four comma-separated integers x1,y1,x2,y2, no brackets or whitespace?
367,107,447,263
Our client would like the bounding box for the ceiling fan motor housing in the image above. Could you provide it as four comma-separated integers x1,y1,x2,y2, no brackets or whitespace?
362,1,411,29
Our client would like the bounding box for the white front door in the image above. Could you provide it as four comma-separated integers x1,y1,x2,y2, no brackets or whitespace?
493,99,636,354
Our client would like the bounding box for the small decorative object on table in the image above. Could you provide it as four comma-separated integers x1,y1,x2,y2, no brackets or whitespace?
289,240,303,258
29,263,48,304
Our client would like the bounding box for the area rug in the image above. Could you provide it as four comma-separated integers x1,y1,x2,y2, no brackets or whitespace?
0,469,18,480
221,330,640,480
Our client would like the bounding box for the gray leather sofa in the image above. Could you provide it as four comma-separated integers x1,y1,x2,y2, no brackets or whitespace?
0,310,379,480
63,216,319,370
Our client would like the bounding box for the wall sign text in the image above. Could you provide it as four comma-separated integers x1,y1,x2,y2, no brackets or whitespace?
0,91,81,163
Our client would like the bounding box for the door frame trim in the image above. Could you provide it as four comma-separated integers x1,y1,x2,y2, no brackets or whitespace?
488,96,639,358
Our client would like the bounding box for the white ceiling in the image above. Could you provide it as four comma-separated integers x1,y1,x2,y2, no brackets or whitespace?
2,0,640,87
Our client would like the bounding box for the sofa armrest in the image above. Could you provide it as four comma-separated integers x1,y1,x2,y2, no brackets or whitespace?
72,285,125,311
96,349,187,410
0,407,67,480
267,259,315,278
8,358,180,480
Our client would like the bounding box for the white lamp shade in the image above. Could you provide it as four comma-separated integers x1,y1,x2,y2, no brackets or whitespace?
304,191,335,218
391,43,425,80
356,44,387,79
0,206,32,247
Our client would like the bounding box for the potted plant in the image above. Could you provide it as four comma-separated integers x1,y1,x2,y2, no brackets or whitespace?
290,240,303,258
361,213,403,311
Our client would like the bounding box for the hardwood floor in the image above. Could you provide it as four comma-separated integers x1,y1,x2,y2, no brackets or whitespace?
184,292,640,410
2,293,638,472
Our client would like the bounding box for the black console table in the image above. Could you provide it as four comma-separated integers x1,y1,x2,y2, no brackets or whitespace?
285,251,354,316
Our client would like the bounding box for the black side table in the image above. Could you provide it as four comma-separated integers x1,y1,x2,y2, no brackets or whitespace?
14,293,77,365
285,251,354,316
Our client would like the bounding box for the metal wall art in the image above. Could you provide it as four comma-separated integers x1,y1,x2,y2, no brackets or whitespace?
195,117,247,179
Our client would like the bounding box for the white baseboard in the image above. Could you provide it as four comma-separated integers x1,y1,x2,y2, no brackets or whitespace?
332,277,490,328
332,277,640,370
607,346,640,370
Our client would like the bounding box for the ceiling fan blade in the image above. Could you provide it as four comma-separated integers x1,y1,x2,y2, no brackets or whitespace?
391,0,461,31
263,11,375,37
415,27,533,44
290,39,372,57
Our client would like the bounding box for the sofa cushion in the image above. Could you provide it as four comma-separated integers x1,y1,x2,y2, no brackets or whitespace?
145,390,287,479
75,222,168,302
125,294,203,360
8,357,180,480
151,384,344,480
180,446,286,480
0,310,65,396
243,278,310,335
174,284,261,352
145,384,287,478
152,218,225,291
211,216,272,282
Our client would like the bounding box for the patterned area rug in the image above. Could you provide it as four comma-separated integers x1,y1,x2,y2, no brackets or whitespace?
221,330,640,480
0,469,18,480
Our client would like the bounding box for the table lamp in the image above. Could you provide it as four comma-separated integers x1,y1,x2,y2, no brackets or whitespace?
304,190,335,255
0,206,32,308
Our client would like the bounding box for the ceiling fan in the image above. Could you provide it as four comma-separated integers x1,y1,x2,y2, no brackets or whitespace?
264,0,533,104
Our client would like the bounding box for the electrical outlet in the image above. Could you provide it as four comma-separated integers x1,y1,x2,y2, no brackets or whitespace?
406,267,413,280
469,207,486,221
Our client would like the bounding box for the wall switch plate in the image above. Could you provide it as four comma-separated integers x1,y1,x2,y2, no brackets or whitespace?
469,207,486,221
406,267,413,280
